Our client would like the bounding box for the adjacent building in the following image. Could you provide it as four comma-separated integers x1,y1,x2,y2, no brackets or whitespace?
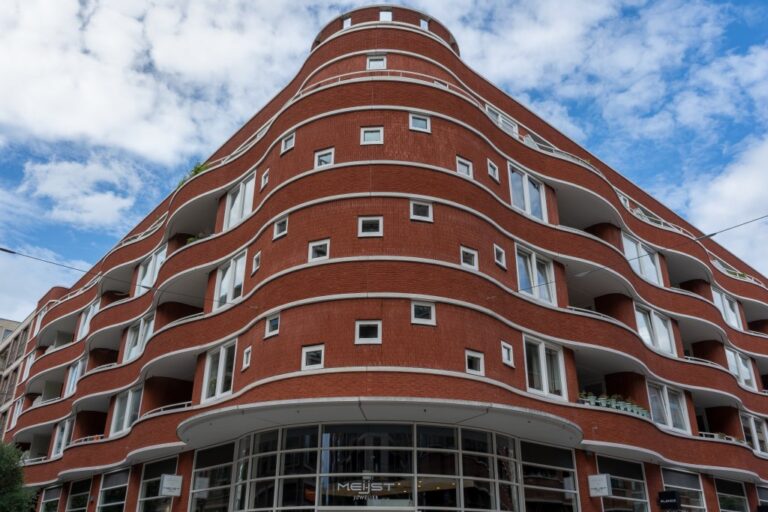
6,5,768,512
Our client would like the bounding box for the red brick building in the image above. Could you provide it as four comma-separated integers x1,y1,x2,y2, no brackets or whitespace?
6,5,768,512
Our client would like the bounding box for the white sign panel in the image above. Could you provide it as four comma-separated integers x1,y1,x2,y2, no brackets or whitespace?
588,474,612,497
160,474,183,497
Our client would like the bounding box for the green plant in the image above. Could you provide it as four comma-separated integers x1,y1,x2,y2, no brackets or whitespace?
0,443,34,512
177,162,209,188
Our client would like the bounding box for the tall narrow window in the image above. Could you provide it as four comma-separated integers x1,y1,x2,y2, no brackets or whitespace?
33,305,48,336
51,418,73,457
214,252,246,310
508,164,545,220
40,487,61,512
191,444,235,511
487,159,499,181
98,470,129,512
740,413,768,453
139,458,177,512
621,234,661,285
647,382,688,432
66,479,91,512
501,341,514,367
273,216,288,239
281,133,295,154
725,348,756,389
110,387,142,435
524,338,565,398
516,248,554,304
64,358,86,396
493,244,506,269
9,398,22,429
224,174,256,230
76,300,100,340
634,306,675,355
203,341,236,401
260,169,270,190
135,244,167,296
123,313,155,362
21,352,34,381
713,288,742,329
715,479,747,512
597,457,648,512
662,469,705,512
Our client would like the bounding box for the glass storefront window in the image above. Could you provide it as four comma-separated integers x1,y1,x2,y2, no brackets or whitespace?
597,456,648,512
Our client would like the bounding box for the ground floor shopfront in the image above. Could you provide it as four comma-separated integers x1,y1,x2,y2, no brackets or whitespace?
35,420,768,512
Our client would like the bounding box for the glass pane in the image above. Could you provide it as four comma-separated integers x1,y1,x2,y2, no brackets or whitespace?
635,309,653,347
254,430,278,453
280,477,316,507
251,454,277,479
525,342,543,391
522,465,575,490
461,429,491,453
652,313,674,353
322,424,411,447
191,488,230,512
195,443,234,469
498,483,518,511
417,451,456,475
496,435,516,458
497,458,517,483
463,478,494,509
418,477,458,507
323,449,411,474
462,453,493,478
222,344,235,393
510,170,525,209
528,179,543,219
648,385,668,425
545,347,563,396
535,260,551,302
417,426,456,449
205,351,220,399
622,235,641,275
602,497,648,512
282,450,318,475
517,252,533,293
194,465,232,489
667,390,687,430
250,479,275,509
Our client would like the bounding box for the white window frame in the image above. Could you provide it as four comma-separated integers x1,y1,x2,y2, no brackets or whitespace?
281,133,295,154
419,18,429,30
358,216,383,237
223,173,255,230
51,417,73,457
97,470,130,512
366,54,387,70
76,300,99,340
493,244,507,269
260,169,269,190
725,347,756,389
410,200,433,222
202,341,236,402
456,156,473,178
213,252,246,310
308,239,330,262
524,337,567,399
741,413,768,453
134,244,167,296
647,381,690,433
242,346,251,370
21,352,34,381
516,247,555,304
123,313,155,363
360,126,384,145
411,301,436,326
715,479,747,512
713,288,743,329
460,246,479,270
634,305,676,355
486,104,520,137
33,305,47,336
355,320,382,345
314,148,335,168
508,164,547,221
138,458,177,512
40,486,62,511
661,468,705,512
273,216,289,239
501,341,514,367
465,349,485,376
110,386,142,435
409,113,431,133
301,344,325,370
9,398,22,429
379,9,392,22
621,233,662,285
487,159,500,182
342,17,352,29
251,251,261,274
66,479,91,512
64,358,86,396
265,313,280,338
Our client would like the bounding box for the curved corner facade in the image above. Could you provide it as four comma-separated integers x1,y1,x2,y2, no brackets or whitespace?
7,5,768,512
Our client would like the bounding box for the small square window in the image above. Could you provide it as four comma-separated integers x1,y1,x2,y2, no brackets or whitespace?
367,55,387,70
260,169,270,190
460,246,478,270
409,113,431,133
456,156,473,178
466,350,485,375
501,341,514,367
242,346,252,370
488,159,499,182
420,18,429,30
494,244,506,269
343,17,352,29
379,10,392,22
360,127,384,145
315,148,335,168
308,239,330,262
273,216,288,239
302,344,324,370
265,313,280,338
410,200,433,222
358,216,383,237
355,320,382,344
411,301,436,326
252,251,262,274
281,133,295,154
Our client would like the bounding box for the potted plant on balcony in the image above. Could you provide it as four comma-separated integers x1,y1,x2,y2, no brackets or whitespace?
597,394,608,407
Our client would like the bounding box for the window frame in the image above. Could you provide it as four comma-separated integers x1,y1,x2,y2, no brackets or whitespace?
64,357,86,396
242,346,251,371
223,173,256,230
260,169,269,190
355,320,382,345
465,349,485,376
301,344,325,370
460,246,479,270
134,244,167,296
516,246,555,304
419,18,429,30
65,478,91,512
358,216,383,237
725,347,756,389
487,159,500,182
379,9,392,22
456,156,474,178
360,126,384,145
342,17,352,29
366,54,387,70
281,132,295,154
661,467,705,512
202,341,236,402
501,341,514,367
715,479,748,512
493,244,507,269
647,381,690,433
409,113,431,133
123,313,155,363
410,200,433,222
251,250,261,275
51,417,73,457
411,301,436,326
213,252,247,310
138,457,178,512
508,163,547,221
740,412,768,453
273,216,289,239
524,337,567,399
307,239,330,262
314,148,335,168
713,288,743,329
264,313,280,338
76,300,100,340
110,386,143,435
634,305,676,355
97,469,130,512
621,233,662,285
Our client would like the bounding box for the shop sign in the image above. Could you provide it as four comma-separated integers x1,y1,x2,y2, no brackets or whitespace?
336,480,396,500
588,474,612,497
160,474,183,497
657,490,680,509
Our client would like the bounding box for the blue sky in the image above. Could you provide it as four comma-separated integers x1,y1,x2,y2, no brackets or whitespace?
1,0,767,321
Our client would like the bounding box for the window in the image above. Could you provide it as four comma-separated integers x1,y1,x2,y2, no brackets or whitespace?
40,487,61,512
634,306,675,355
360,126,383,145
456,156,473,178
622,233,661,285
33,305,47,336
281,132,295,154
123,313,155,362
98,470,129,512
662,468,704,511
740,413,768,453
342,17,351,29
409,113,431,133
139,458,177,512
358,216,383,237
314,148,334,168
76,300,99,340
521,441,578,511
486,104,519,137
135,244,167,296
252,251,261,274
410,200,433,222
460,246,478,270
715,479,747,512
524,338,565,398
9,398,22,429
508,164,545,220
420,18,429,30
411,301,436,326
265,314,280,338
355,320,382,344
647,382,688,432
224,174,255,230
260,169,269,190
516,248,554,304
302,344,324,370
52,418,73,457
465,350,485,375
64,358,86,396
713,288,742,329
191,443,235,512
21,352,34,381
66,479,91,512
273,216,288,239
111,387,142,435
379,10,392,22
597,456,648,512
214,252,246,310
493,244,506,269
487,159,499,182
501,341,514,367
757,486,768,506
308,239,330,262
725,348,755,389
242,346,252,370
366,55,386,70
203,342,236,401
